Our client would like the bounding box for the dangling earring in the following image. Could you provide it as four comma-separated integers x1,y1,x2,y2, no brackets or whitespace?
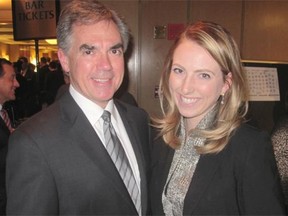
221,93,225,105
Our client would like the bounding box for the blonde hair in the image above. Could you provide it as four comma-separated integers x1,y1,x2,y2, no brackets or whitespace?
153,21,249,154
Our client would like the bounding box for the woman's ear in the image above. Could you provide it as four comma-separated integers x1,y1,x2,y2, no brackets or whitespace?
222,72,232,94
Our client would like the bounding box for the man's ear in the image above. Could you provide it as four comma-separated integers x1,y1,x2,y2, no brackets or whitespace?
58,48,70,73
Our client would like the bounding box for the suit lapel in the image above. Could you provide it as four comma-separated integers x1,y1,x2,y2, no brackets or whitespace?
115,102,145,170
114,100,149,212
0,117,10,135
0,118,10,150
59,93,135,207
183,152,221,214
160,143,176,193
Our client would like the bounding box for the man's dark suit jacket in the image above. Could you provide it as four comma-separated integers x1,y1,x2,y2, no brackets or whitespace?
150,124,286,215
0,114,10,215
6,92,151,215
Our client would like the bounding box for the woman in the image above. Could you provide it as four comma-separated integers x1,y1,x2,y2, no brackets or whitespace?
150,21,286,215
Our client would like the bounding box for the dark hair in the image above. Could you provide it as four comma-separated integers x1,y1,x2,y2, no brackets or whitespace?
0,58,12,77
49,60,58,70
40,57,47,63
18,56,28,63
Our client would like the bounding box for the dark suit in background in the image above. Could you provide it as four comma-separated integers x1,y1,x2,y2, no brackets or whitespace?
0,117,9,215
272,115,288,212
0,58,19,215
17,57,39,117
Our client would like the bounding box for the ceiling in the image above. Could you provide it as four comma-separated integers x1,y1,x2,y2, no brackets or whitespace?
0,0,57,48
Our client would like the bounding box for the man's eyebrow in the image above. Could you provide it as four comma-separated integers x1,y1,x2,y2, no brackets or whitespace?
79,44,96,51
110,43,123,50
79,43,123,51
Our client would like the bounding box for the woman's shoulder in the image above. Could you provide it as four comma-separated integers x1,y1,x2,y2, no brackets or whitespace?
227,123,271,153
232,123,270,141
151,126,174,156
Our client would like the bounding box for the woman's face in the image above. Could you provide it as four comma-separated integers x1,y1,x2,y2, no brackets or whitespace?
169,38,231,130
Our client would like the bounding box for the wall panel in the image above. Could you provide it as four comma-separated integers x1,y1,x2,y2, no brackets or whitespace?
242,1,288,61
139,0,187,116
189,0,243,50
101,1,140,100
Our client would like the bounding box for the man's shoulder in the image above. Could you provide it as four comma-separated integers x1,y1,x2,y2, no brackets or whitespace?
17,103,61,130
115,99,148,119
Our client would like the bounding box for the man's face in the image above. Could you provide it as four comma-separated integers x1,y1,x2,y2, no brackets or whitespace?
0,64,20,104
20,60,28,70
58,20,125,108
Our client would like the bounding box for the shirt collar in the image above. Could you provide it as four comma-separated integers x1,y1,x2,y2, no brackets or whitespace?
69,85,115,124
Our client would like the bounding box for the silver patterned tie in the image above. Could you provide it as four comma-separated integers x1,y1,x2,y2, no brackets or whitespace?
101,110,141,214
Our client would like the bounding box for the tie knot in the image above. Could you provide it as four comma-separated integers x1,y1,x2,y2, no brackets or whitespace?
101,110,111,123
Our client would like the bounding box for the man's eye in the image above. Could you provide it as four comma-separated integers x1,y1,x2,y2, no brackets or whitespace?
111,49,122,55
85,50,93,55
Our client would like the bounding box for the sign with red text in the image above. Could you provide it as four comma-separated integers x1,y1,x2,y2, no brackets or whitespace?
12,0,59,40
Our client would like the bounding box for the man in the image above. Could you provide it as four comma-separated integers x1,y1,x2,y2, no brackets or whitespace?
6,0,151,215
0,58,19,215
37,56,50,106
45,60,64,105
18,56,39,117
18,57,35,82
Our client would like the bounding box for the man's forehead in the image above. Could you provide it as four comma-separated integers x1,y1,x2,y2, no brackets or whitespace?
2,64,14,73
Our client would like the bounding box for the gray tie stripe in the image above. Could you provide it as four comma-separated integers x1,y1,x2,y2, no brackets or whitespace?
102,110,141,214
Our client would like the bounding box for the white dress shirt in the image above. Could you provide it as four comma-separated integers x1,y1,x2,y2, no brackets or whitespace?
69,85,141,196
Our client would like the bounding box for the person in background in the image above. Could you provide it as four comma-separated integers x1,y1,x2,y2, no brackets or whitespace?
55,71,70,101
28,62,36,72
46,56,51,64
149,21,286,215
37,56,50,107
12,61,28,122
0,58,19,215
6,0,150,215
17,56,39,117
271,89,288,212
115,90,138,107
114,70,138,107
18,57,34,80
44,60,64,105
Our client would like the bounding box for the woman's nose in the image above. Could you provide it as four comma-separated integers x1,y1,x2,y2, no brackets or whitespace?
181,76,194,94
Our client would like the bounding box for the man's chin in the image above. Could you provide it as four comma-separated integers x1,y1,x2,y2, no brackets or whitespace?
9,96,16,101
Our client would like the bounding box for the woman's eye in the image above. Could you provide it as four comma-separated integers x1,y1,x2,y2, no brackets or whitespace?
200,73,211,79
172,67,183,74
